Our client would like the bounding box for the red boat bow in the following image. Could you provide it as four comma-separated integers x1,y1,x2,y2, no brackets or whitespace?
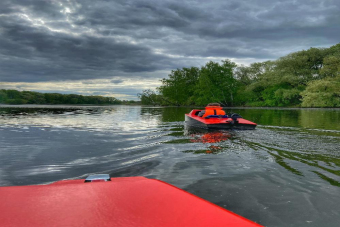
0,176,262,227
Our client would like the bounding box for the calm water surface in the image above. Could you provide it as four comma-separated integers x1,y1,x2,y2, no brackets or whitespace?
1,105,340,227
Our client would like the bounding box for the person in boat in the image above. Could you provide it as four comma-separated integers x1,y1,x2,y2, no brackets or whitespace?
198,103,226,118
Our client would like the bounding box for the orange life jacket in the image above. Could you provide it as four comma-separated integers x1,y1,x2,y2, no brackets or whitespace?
202,106,226,118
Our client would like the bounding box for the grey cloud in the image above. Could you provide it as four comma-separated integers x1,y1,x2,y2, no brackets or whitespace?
111,79,124,84
0,15,177,82
0,0,339,84
82,81,97,84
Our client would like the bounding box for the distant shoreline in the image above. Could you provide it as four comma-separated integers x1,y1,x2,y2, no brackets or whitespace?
0,104,138,108
1,104,339,110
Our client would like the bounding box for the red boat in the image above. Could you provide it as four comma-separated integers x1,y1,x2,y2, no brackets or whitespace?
0,175,262,227
185,104,257,130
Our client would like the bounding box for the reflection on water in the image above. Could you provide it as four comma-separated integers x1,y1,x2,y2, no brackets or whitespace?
234,107,340,130
187,130,232,143
1,105,340,227
181,127,232,154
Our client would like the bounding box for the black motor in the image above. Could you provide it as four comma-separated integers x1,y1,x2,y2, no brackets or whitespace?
230,113,242,124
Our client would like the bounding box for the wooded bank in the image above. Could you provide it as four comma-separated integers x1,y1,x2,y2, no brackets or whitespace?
138,43,340,108
0,90,138,105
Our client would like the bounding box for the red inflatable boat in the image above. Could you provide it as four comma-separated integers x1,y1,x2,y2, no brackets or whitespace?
0,175,262,227
185,109,257,130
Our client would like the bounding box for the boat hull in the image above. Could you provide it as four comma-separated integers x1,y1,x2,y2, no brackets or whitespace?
185,110,257,130
0,176,262,227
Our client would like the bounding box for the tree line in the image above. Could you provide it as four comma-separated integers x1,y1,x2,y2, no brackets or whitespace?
0,89,137,105
138,43,340,107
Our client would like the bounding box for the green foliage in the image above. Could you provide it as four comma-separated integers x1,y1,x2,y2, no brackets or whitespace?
301,77,340,107
137,89,163,105
256,85,302,107
0,89,122,105
154,60,238,106
157,67,200,106
275,47,326,84
139,43,340,108
195,60,237,106
240,45,339,107
234,61,270,85
320,55,340,78
275,88,301,106
0,90,8,103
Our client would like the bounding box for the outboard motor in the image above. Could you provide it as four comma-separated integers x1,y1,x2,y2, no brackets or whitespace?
230,113,242,124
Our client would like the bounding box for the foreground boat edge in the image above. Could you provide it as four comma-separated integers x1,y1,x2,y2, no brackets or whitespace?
0,176,263,227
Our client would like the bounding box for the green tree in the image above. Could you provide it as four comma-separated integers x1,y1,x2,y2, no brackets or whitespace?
274,47,327,85
301,77,340,107
137,89,162,105
150,43,340,107
195,60,237,106
0,90,8,103
235,62,270,85
0,90,122,105
158,67,199,106
320,55,340,78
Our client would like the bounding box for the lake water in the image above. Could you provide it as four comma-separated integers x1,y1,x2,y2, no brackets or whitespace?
1,105,340,227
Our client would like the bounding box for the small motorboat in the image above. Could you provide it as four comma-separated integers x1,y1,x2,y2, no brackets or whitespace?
185,104,257,130
0,174,262,227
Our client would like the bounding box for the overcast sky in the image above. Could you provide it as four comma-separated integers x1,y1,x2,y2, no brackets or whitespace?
1,0,339,100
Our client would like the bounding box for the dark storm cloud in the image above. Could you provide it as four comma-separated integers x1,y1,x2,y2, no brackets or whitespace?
0,0,339,83
111,79,124,84
0,15,174,82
